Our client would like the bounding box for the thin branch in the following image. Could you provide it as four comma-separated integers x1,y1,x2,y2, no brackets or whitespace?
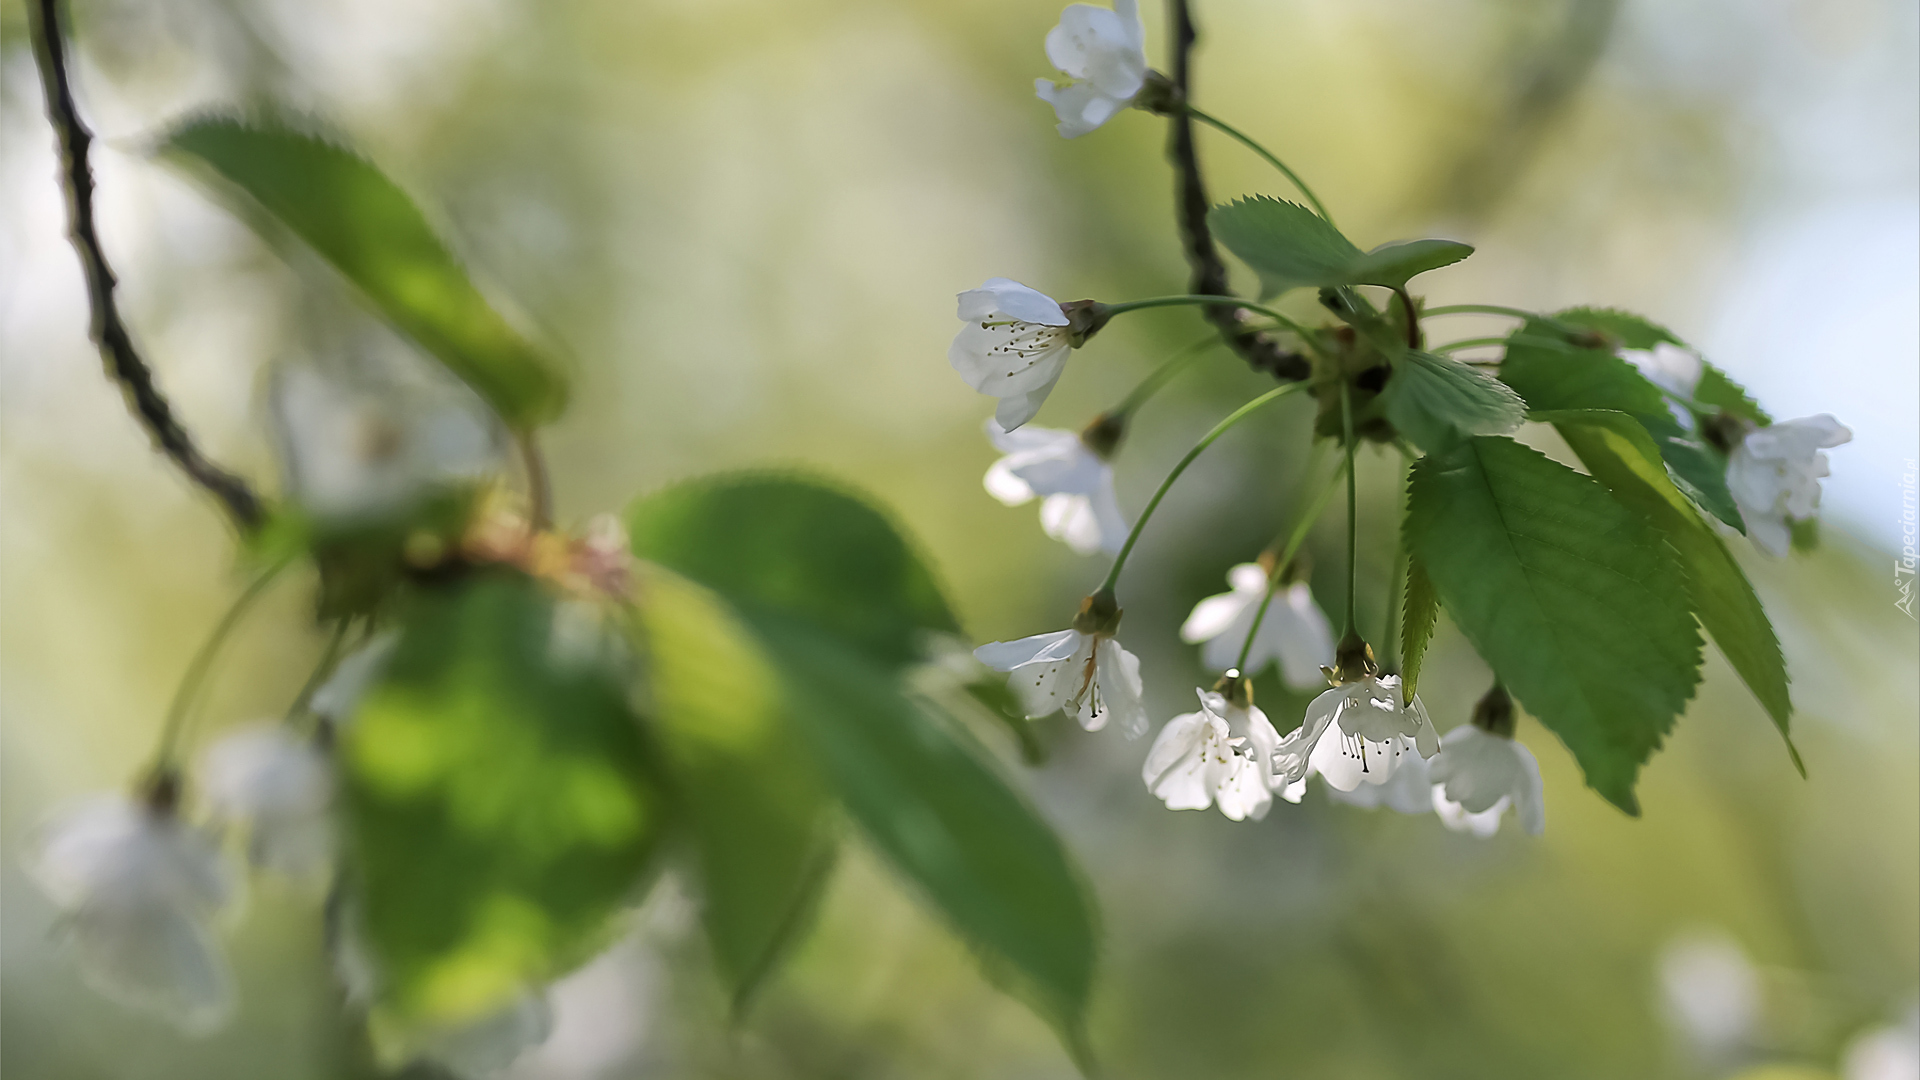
28,0,264,533
1164,0,1310,383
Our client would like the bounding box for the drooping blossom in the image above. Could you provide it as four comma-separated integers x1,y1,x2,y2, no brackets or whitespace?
1427,723,1545,837
982,420,1128,556
199,723,335,880
1726,414,1851,556
949,279,1076,431
975,619,1146,738
1034,1,1150,138
1141,689,1279,821
1273,674,1439,793
1179,563,1334,691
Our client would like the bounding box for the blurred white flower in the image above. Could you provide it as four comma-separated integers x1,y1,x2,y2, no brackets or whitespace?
983,420,1128,556
271,364,500,523
1179,564,1335,691
1726,413,1852,555
1325,749,1435,815
23,794,237,1033
1623,342,1704,397
1141,689,1280,821
310,633,399,727
1657,930,1761,1061
1034,0,1149,138
1274,674,1438,792
199,723,335,880
1844,1004,1920,1080
950,279,1074,431
1426,724,1546,838
975,627,1147,737
1623,342,1704,425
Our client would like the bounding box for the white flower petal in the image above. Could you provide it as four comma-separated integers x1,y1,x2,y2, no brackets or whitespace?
983,460,1036,506
1180,591,1251,646
974,629,1083,672
1092,636,1147,737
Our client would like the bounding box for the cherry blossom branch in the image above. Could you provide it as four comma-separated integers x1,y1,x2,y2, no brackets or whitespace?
1164,0,1311,383
27,0,264,534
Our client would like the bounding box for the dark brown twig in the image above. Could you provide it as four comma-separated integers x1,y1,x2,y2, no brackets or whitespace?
1165,0,1311,383
28,0,264,533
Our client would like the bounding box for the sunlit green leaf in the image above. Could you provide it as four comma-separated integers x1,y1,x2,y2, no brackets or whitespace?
628,472,959,668
1398,555,1440,701
1379,349,1525,452
756,620,1097,1064
1500,315,1745,532
344,572,662,1022
634,566,835,1011
1540,409,1799,773
162,118,568,429
1407,437,1702,814
1208,196,1471,298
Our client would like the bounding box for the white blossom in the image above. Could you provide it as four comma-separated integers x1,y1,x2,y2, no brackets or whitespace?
1726,413,1852,556
1034,0,1149,138
23,794,237,1032
1426,724,1545,837
950,279,1075,430
1623,342,1704,426
1658,930,1760,1061
271,365,501,523
1141,690,1280,821
310,633,399,727
974,627,1147,737
1843,1005,1920,1080
1179,564,1335,691
982,420,1128,556
1325,749,1435,815
199,723,335,880
1274,674,1438,793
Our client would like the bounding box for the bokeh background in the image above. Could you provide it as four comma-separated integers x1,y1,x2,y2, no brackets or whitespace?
3,0,1917,1077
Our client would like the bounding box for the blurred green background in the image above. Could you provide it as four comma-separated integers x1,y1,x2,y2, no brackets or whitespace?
2,0,1916,1076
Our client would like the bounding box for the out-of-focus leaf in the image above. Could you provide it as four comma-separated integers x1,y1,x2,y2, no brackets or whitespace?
634,566,834,1011
1541,409,1800,774
755,620,1097,1065
1399,555,1440,701
1697,362,1772,426
343,572,661,1022
1407,436,1702,814
628,472,958,668
161,118,567,429
1208,196,1471,298
1379,349,1525,452
1551,307,1682,351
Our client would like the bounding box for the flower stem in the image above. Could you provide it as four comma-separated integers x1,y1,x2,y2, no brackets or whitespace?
1340,381,1358,638
1111,336,1219,420
1430,336,1513,354
519,432,553,530
1098,382,1309,595
150,559,290,775
1099,295,1324,350
286,617,354,730
1420,304,1547,321
1232,458,1346,673
1181,105,1334,225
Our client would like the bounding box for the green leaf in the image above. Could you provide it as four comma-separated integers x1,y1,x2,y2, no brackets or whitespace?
755,620,1097,1063
1539,410,1799,773
635,566,835,1010
1407,437,1702,813
1379,349,1525,452
1696,361,1772,425
628,472,959,668
343,572,663,1021
1399,555,1440,701
1207,196,1471,298
162,118,567,429
1500,316,1745,532
1551,307,1682,351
